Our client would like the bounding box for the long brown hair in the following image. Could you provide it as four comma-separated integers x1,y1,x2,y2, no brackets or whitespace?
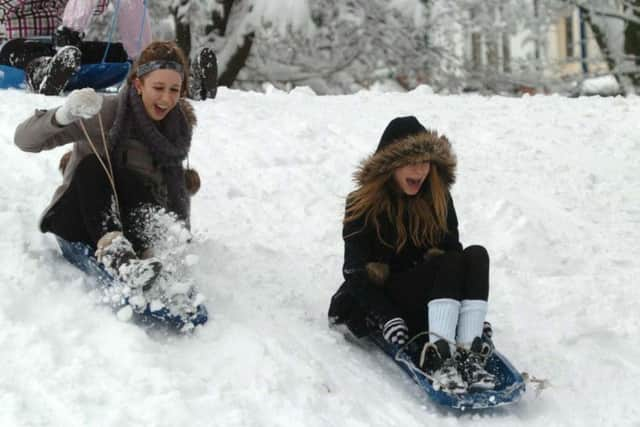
127,41,190,96
344,163,450,252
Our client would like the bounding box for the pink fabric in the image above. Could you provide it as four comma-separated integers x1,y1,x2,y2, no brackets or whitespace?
61,0,107,33
62,0,150,59
116,0,150,59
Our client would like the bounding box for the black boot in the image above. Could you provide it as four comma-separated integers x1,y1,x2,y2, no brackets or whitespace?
456,337,496,390
53,26,84,48
419,339,467,394
37,45,81,95
95,231,162,291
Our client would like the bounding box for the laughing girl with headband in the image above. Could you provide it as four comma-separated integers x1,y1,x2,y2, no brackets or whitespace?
14,41,200,289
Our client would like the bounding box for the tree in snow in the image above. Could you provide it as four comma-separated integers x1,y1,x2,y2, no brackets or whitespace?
235,0,447,93
168,0,459,94
559,0,640,94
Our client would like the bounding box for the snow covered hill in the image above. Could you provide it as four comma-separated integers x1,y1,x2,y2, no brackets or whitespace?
0,86,638,426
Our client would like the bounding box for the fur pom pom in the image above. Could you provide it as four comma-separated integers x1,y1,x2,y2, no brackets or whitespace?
59,150,72,174
185,168,201,195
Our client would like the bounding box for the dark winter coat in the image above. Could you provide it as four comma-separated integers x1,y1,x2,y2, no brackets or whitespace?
328,129,462,338
13,86,197,233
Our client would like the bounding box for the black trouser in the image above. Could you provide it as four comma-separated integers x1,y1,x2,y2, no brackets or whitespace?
0,39,128,69
43,155,160,253
386,246,490,335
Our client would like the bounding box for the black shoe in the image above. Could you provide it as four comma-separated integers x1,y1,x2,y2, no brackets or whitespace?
419,339,466,394
190,47,217,100
96,231,162,291
25,56,51,92
38,45,81,95
456,337,496,390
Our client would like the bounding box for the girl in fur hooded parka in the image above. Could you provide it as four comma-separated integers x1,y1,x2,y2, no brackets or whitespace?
14,41,199,288
328,116,495,393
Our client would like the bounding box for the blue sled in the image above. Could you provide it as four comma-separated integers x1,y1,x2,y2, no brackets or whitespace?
57,237,208,331
0,62,129,91
0,64,27,88
370,331,525,410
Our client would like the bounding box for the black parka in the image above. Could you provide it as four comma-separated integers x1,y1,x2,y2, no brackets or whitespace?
328,127,460,338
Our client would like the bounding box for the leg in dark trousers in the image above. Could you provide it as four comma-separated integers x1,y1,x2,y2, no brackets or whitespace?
43,155,120,247
0,38,54,68
386,251,466,335
44,155,160,252
461,245,490,301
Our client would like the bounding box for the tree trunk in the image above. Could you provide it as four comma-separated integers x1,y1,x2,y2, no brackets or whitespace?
206,0,254,88
624,0,640,87
171,1,191,58
218,32,255,87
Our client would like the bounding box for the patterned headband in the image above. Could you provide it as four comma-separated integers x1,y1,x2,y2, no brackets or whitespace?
137,60,184,78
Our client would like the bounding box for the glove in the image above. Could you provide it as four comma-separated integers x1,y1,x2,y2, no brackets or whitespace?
365,262,389,286
55,88,103,126
382,317,409,346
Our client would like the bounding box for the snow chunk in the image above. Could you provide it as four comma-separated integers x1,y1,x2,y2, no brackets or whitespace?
184,254,199,267
149,299,165,312
580,75,620,96
116,305,133,322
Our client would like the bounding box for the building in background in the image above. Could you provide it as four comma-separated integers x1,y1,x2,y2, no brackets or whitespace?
462,2,611,94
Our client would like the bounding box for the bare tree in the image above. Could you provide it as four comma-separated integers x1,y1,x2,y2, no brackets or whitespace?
561,0,640,94
237,1,424,92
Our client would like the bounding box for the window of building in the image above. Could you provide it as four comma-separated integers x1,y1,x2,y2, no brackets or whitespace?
565,15,574,58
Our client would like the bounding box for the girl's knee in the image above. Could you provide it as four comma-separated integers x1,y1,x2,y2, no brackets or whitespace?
74,154,103,176
441,250,465,267
464,245,489,264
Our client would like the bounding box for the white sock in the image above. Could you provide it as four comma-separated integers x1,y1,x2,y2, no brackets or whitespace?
456,299,488,347
427,298,461,350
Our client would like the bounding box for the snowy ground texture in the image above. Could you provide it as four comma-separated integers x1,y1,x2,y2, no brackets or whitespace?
1,86,639,426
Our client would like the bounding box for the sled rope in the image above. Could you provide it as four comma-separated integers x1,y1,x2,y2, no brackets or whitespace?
78,115,121,216
400,330,469,353
520,372,551,396
137,0,148,56
399,331,551,396
101,0,121,64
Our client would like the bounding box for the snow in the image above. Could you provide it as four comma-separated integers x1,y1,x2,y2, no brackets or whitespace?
1,87,639,426
250,0,313,34
580,75,620,96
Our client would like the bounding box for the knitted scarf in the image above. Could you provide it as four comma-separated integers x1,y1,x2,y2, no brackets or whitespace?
108,85,192,224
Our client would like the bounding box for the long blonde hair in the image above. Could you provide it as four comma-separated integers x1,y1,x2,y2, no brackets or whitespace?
345,164,449,252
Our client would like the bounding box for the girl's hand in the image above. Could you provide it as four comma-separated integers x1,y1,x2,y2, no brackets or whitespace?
55,88,103,125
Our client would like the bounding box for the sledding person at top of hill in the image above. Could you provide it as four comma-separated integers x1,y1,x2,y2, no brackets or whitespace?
57,0,218,100
0,0,127,95
0,0,218,99
14,40,201,290
328,116,496,394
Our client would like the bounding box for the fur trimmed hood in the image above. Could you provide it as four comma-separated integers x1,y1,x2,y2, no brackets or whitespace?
355,130,457,189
